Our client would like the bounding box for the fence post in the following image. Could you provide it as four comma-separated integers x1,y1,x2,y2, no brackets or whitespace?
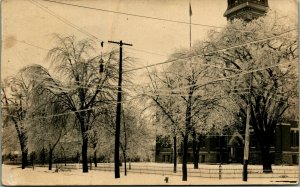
90,156,92,171
219,164,222,180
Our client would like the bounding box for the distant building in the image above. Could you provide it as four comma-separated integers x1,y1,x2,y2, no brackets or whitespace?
224,0,269,21
155,120,299,165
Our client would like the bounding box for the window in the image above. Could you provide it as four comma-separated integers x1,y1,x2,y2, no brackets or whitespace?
290,130,299,147
199,136,206,147
201,155,205,163
220,136,227,148
250,132,257,147
292,155,298,165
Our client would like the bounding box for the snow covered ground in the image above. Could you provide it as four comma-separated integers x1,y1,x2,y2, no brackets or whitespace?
2,164,298,185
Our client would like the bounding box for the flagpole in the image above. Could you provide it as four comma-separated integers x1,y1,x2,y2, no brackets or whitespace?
189,1,192,49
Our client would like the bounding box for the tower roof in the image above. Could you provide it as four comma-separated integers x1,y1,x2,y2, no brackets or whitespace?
224,0,269,21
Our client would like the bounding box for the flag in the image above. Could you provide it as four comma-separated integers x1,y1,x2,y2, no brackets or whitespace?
189,2,192,16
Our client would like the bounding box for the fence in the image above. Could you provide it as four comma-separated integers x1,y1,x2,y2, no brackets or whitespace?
48,163,298,179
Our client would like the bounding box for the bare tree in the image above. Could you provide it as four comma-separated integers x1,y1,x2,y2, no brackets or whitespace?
204,11,298,172
17,35,119,172
44,35,119,172
27,86,70,170
142,46,235,181
1,73,33,169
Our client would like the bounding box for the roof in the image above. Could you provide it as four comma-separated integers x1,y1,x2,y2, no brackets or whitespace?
224,2,269,17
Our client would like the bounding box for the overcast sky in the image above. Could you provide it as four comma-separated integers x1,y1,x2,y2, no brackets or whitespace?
2,0,297,84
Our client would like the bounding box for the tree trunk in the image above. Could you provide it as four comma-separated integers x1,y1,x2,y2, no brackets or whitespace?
173,136,177,173
41,148,45,166
194,151,199,168
93,150,97,167
90,155,92,170
192,130,198,169
123,151,127,176
182,135,188,181
82,137,88,173
19,136,28,169
261,146,272,173
21,150,28,169
48,149,53,170
256,129,273,173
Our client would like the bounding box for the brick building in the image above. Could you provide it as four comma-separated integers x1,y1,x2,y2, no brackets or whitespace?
155,121,299,165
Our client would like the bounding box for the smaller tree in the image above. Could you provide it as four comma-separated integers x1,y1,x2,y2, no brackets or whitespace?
27,83,71,170
120,104,154,175
1,74,33,169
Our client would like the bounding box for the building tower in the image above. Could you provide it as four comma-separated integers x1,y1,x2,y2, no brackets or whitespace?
224,0,269,21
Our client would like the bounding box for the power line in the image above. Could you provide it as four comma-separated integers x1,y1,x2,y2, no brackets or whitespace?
124,28,297,73
142,91,249,98
3,37,246,76
26,0,297,63
4,10,296,96
29,0,100,40
28,0,297,61
3,96,143,120
4,60,294,121
2,36,293,94
146,61,291,93
29,0,167,58
125,48,169,57
104,62,291,94
41,0,286,36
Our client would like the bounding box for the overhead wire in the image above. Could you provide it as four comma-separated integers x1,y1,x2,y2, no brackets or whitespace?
124,28,297,73
17,0,297,73
2,96,144,120
144,61,292,94
41,0,289,36
4,80,295,123
2,37,293,95
29,0,100,40
29,0,170,58
142,92,249,98
6,62,288,121
24,0,296,63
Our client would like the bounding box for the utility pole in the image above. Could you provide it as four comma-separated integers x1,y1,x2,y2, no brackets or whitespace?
108,40,132,179
243,72,252,182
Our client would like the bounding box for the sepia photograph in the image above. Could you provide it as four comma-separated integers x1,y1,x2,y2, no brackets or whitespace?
1,0,299,185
